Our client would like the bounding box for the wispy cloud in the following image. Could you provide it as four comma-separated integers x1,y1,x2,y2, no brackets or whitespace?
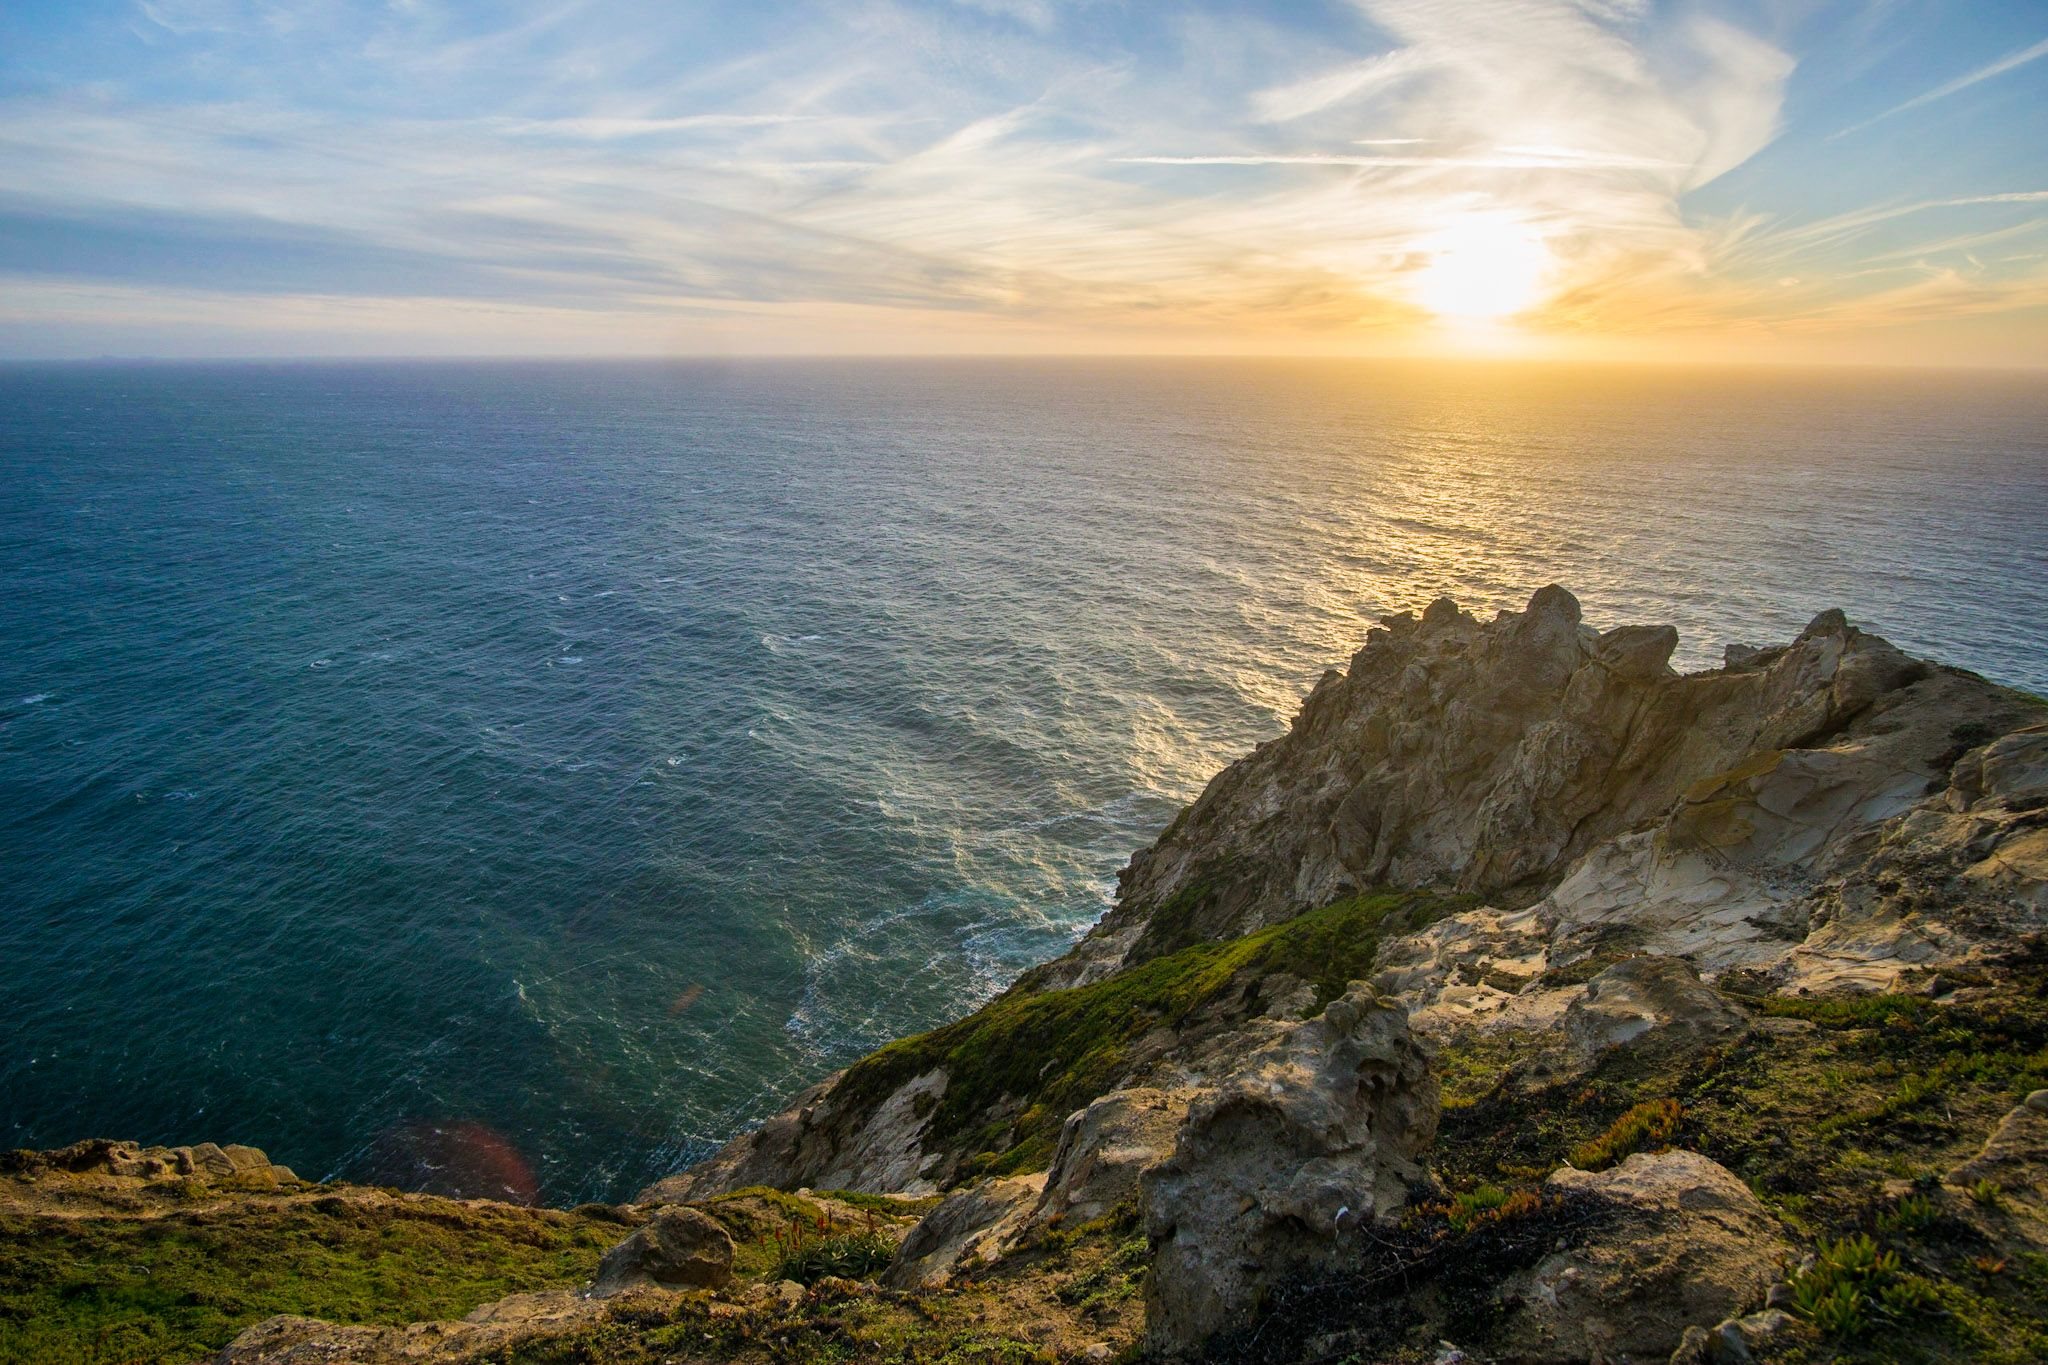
0,0,2042,359
1830,34,2048,140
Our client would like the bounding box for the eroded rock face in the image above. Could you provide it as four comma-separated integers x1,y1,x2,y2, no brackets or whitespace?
1051,591,2035,993
1026,1087,1191,1235
1496,1151,1791,1364
1141,987,1439,1354
591,1206,735,1295
637,1067,948,1204
883,1174,1045,1290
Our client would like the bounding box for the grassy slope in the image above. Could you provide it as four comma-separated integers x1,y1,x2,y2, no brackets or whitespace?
0,1193,621,1365
833,890,1467,1177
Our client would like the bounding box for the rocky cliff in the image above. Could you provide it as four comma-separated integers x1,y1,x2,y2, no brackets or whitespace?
11,588,2048,1365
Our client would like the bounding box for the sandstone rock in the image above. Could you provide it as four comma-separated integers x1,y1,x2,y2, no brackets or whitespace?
590,1206,735,1295
185,1143,238,1178
1561,956,1747,1065
884,1174,1045,1289
1142,987,1438,1354
1496,1151,1790,1364
1054,589,2030,990
1026,1088,1190,1234
639,1066,949,1205
1594,623,1679,680
221,1144,271,1172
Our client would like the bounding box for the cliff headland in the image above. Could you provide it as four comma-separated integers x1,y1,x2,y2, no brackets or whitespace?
9,588,2047,1365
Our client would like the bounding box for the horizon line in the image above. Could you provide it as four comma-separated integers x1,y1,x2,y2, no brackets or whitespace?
4,351,2045,376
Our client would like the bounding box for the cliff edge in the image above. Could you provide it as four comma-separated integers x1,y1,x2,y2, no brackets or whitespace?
9,587,2046,1365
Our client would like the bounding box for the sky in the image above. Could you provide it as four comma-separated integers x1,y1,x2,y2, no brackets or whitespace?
0,1,2043,363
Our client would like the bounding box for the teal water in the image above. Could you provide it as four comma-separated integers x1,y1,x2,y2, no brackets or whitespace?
3,358,2044,1203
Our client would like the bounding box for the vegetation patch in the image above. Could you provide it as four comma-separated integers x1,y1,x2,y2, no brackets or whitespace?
835,890,1468,1175
0,1194,614,1365
1426,941,2048,1364
1568,1098,1681,1172
1785,1232,1941,1341
773,1230,898,1285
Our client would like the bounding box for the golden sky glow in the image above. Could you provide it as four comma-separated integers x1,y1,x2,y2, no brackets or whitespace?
0,2,2044,364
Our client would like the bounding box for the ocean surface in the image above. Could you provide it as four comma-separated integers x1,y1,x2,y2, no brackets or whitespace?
3,358,2045,1204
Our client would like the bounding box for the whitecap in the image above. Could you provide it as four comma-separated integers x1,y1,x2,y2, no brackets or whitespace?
19,693,50,705
556,656,583,665
308,659,332,669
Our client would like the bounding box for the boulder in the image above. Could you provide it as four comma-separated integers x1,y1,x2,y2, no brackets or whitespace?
883,1174,1044,1289
1561,956,1748,1065
590,1206,735,1295
1594,623,1679,680
1142,987,1438,1354
1495,1151,1790,1364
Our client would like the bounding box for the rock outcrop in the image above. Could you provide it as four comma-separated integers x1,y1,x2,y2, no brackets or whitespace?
1142,987,1439,1353
2,1137,299,1188
884,1174,1045,1289
1051,589,2033,991
1495,1151,1792,1363
1559,955,1749,1066
590,1206,736,1295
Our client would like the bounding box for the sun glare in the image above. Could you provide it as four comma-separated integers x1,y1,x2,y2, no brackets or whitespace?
1408,216,1553,324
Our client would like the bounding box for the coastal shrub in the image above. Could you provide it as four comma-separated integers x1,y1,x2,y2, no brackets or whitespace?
772,1229,897,1285
836,890,1466,1172
1877,1193,1940,1234
1442,1185,1541,1234
1787,1234,1942,1342
1568,1098,1681,1171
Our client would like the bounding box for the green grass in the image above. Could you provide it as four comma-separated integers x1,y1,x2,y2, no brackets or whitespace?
832,890,1466,1175
813,1190,943,1219
0,1195,616,1365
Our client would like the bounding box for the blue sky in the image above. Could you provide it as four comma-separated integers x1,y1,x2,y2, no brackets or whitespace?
0,1,2043,361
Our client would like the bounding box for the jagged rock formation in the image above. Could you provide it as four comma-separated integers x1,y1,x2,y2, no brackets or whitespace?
1050,589,2033,989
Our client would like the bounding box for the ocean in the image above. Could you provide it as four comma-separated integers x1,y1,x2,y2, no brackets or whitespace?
3,358,2044,1204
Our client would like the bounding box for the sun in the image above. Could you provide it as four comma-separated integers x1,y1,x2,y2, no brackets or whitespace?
1408,215,1553,324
